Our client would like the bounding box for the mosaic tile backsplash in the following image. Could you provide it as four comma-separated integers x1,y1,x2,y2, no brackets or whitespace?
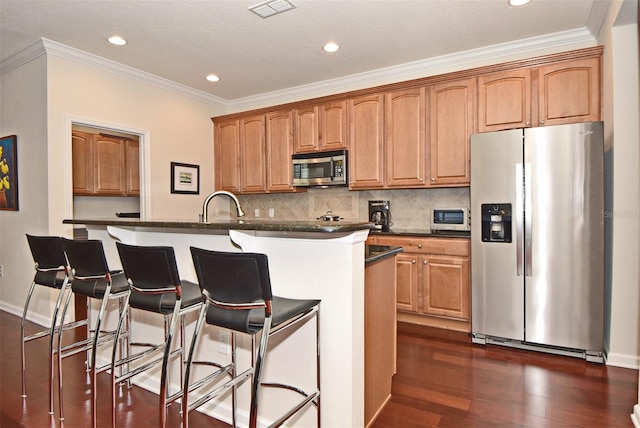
238,187,470,230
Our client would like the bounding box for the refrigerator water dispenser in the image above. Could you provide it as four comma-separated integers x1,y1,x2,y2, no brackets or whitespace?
481,204,512,242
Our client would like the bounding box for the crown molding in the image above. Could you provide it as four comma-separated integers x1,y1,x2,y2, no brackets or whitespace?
2,27,597,114
1,38,229,109
229,27,596,112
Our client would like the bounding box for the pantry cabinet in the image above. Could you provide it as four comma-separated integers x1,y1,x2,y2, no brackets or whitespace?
367,235,471,332
72,131,139,196
478,57,600,132
294,101,347,153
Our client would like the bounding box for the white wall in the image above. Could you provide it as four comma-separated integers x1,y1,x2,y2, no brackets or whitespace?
0,43,225,319
598,0,640,369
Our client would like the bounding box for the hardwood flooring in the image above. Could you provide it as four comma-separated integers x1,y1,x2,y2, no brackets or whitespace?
1,310,637,427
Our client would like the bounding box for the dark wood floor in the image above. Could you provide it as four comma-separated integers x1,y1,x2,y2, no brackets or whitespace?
1,310,637,427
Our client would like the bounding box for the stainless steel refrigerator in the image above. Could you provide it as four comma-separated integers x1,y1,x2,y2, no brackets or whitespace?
470,121,604,363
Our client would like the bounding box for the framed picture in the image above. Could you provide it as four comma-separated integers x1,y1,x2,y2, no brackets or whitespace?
170,162,200,194
0,135,18,211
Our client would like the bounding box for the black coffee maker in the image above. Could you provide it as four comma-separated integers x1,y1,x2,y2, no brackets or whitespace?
368,200,391,231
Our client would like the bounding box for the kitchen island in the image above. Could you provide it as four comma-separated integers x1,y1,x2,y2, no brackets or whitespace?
64,217,378,427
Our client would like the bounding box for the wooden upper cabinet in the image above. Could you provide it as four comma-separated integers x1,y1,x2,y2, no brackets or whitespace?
385,88,427,188
320,101,347,150
125,140,140,196
239,115,267,193
72,131,94,195
428,77,476,186
93,134,126,195
293,106,319,153
478,69,532,132
348,94,385,189
294,101,347,153
214,119,241,192
266,111,295,192
537,57,600,127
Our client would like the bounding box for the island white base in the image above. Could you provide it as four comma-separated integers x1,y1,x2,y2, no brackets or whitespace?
86,225,369,427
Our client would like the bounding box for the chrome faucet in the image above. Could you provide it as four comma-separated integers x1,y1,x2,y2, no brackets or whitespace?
199,190,246,222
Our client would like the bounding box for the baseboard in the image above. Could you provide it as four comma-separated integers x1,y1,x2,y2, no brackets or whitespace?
0,301,51,327
606,351,640,369
632,404,640,428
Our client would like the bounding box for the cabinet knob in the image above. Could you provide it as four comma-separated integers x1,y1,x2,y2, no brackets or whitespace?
412,259,416,264
417,244,422,249
540,120,545,125
526,122,531,127
423,260,428,265
420,178,424,182
430,177,435,182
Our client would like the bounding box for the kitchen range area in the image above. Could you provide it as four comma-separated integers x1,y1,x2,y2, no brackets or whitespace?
2,1,639,427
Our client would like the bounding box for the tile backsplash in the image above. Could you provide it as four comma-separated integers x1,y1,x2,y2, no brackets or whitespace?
239,187,470,230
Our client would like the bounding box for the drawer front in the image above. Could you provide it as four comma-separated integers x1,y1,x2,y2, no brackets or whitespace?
371,235,469,257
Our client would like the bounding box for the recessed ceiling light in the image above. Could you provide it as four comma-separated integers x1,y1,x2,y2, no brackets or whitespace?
107,36,127,46
206,74,220,82
509,0,531,6
323,42,340,53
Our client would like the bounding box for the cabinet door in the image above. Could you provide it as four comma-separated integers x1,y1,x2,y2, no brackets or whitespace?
93,134,126,195
421,255,470,320
294,106,319,153
240,115,267,193
320,101,347,150
214,120,240,192
385,88,427,187
396,253,419,313
125,140,139,196
537,57,600,127
478,69,532,132
348,94,385,189
72,131,94,195
266,111,294,192
428,78,475,186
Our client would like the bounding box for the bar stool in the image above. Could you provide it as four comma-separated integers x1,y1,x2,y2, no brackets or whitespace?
22,234,83,416
59,238,131,426
183,247,320,428
112,242,203,427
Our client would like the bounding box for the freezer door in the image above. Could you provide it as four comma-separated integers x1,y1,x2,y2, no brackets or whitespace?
524,122,604,351
471,129,524,340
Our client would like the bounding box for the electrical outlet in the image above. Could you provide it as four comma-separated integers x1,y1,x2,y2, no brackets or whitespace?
218,331,230,355
0,265,3,277
254,208,260,217
268,208,275,218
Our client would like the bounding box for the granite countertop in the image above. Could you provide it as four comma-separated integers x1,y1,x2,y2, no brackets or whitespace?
369,228,471,239
64,218,375,234
365,245,403,264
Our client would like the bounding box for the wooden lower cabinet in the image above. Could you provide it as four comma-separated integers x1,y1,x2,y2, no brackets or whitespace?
368,235,471,332
364,253,397,427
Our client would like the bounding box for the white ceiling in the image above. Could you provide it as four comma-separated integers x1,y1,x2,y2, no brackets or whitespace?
0,0,603,103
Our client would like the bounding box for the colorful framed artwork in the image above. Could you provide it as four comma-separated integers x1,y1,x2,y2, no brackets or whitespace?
170,162,200,194
0,135,18,211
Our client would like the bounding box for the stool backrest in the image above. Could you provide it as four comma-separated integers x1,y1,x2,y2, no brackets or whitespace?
26,234,69,288
116,242,181,296
62,238,109,279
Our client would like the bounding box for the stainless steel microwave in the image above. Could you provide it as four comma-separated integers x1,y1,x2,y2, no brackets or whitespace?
431,208,470,231
292,149,348,187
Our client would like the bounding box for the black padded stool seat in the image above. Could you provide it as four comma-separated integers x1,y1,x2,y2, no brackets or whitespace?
60,238,132,426
112,242,203,428
183,248,320,428
22,234,80,419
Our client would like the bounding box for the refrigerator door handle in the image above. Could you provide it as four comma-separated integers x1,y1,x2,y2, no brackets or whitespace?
524,162,532,277
516,163,524,276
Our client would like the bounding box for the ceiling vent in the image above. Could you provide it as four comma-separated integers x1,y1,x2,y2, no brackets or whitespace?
249,0,296,18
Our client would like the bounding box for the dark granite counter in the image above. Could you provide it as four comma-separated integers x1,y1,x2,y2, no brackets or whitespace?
64,218,375,234
369,228,470,239
365,245,403,264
